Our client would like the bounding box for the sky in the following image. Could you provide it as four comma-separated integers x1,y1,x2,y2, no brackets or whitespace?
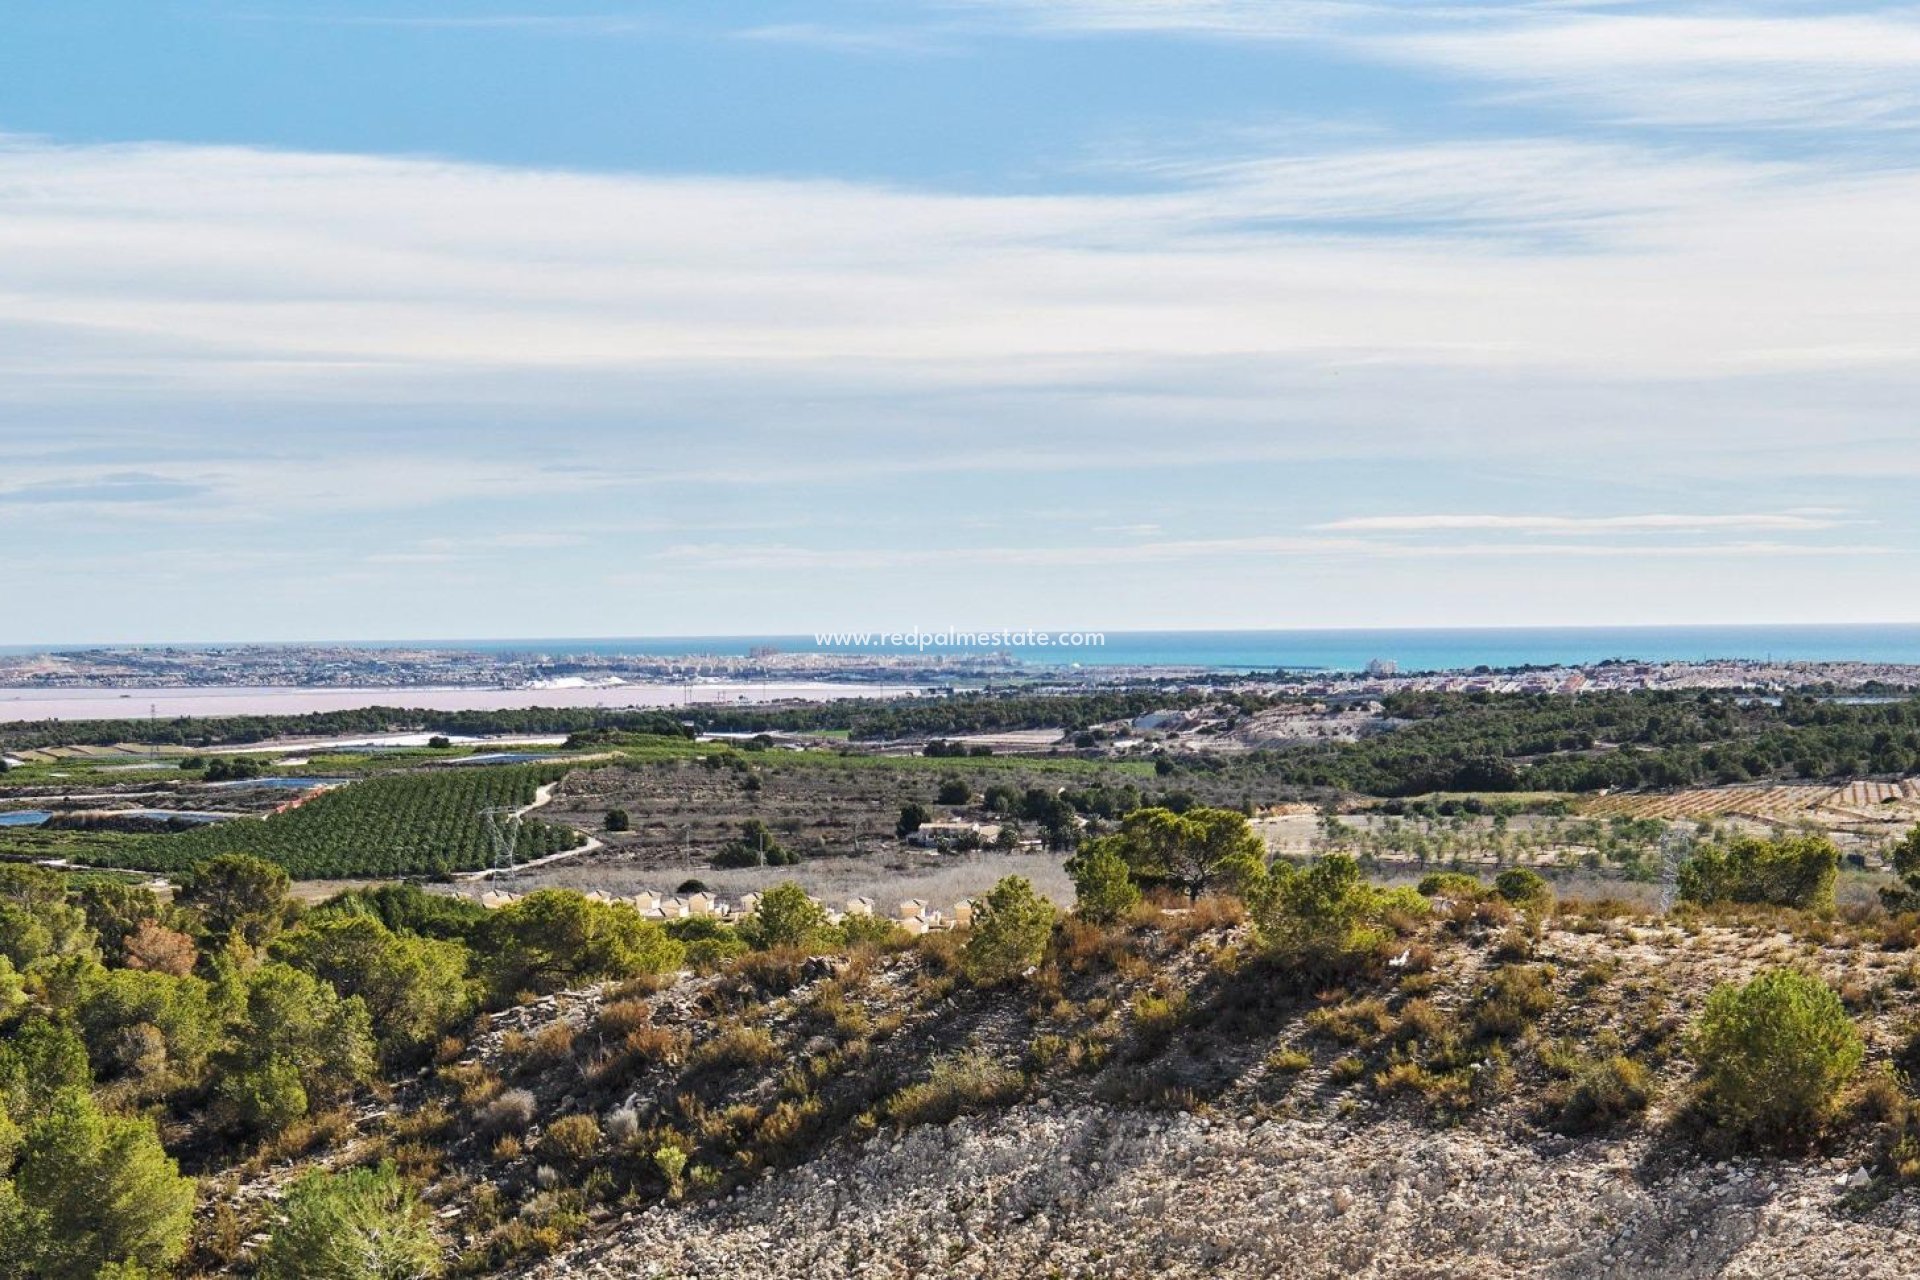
4,0,1920,643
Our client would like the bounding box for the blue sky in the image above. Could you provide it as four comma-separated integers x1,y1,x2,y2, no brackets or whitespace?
4,1,1920,642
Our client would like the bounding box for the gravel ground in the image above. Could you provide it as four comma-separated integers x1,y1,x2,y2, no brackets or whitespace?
529,1104,1920,1279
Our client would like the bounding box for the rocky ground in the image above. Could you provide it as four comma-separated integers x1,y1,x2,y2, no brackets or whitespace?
529,1101,1920,1279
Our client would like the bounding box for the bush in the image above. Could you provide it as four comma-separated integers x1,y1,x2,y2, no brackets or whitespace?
936,779,972,806
1678,835,1839,912
1692,968,1863,1146
1546,1054,1655,1134
1416,871,1485,900
482,891,684,994
961,877,1055,986
885,1051,1024,1127
603,808,631,833
255,1162,440,1280
477,1088,537,1135
1469,965,1555,1040
1493,867,1553,911
737,883,827,951
539,1114,602,1163
1065,838,1141,924
1251,855,1408,983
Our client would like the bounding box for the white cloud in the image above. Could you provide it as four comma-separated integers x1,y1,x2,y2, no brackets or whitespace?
1318,513,1847,533
650,534,1895,573
1385,11,1920,131
2,131,1917,395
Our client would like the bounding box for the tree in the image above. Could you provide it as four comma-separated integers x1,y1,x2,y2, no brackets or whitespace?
123,919,198,977
713,818,793,868
1064,837,1141,923
896,802,933,839
72,880,174,960
737,882,828,951
0,1018,91,1123
0,866,96,971
255,1162,440,1280
10,1088,195,1279
604,807,632,832
217,963,377,1133
481,890,684,995
179,853,291,951
271,916,474,1067
75,967,220,1084
1692,968,1862,1147
961,877,1054,986
1100,806,1265,901
936,778,972,806
1017,790,1080,852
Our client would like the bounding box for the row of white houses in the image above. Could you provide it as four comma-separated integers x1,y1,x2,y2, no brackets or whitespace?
472,886,974,934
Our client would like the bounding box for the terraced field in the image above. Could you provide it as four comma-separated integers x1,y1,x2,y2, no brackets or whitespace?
1580,786,1832,822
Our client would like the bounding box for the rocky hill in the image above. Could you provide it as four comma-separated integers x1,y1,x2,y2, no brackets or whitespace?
281,891,1920,1279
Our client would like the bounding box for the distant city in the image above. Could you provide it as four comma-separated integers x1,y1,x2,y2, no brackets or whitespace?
4,642,1919,701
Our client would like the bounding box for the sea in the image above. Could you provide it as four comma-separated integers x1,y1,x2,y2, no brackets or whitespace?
10,624,1920,674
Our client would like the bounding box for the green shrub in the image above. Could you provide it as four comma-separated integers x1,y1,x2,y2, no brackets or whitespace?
1251,856,1404,982
1678,835,1839,912
1692,967,1863,1146
1065,838,1142,924
961,877,1055,986
1416,871,1485,900
1493,868,1553,911
737,883,828,951
482,891,684,994
255,1162,440,1280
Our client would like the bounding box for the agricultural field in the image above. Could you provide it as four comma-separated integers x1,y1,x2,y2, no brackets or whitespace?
1578,786,1833,822
544,750,1208,871
44,763,581,878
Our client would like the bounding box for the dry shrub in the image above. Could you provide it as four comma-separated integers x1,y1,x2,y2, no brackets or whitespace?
1469,965,1555,1040
477,1087,538,1135
527,1022,579,1066
539,1113,602,1162
916,929,964,975
440,1062,502,1107
491,1134,524,1161
597,998,654,1040
1392,998,1447,1046
607,971,675,1000
624,1024,691,1067
754,1096,824,1155
1129,989,1189,1056
731,947,810,996
885,1052,1024,1127
689,1024,780,1073
252,1107,355,1167
1307,997,1396,1048
1266,1047,1311,1073
1544,1054,1654,1134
